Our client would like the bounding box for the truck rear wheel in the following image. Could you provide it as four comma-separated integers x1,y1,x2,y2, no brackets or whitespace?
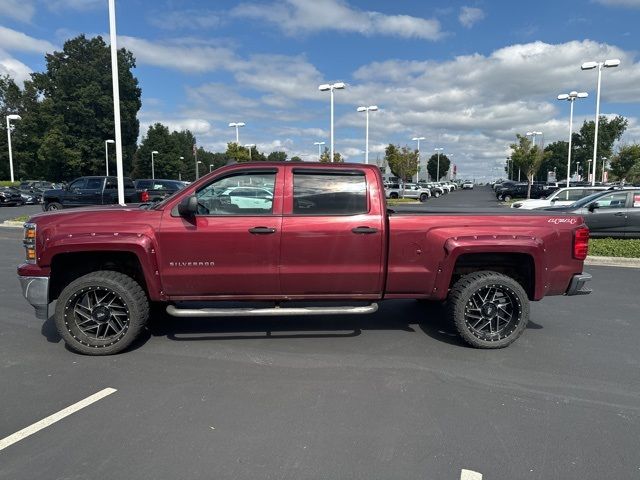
419,193,428,202
45,202,63,211
54,270,149,355
447,271,529,348
389,192,398,199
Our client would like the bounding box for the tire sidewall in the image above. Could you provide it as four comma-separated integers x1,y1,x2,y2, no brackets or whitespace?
55,271,148,355
448,271,530,349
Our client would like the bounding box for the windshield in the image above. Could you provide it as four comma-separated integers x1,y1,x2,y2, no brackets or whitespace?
569,191,612,208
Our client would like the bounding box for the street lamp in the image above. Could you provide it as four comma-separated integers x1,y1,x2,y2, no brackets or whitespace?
557,91,588,187
104,139,115,176
434,147,444,181
108,0,125,205
601,157,608,183
582,58,620,186
412,136,425,182
314,141,325,161
244,144,255,161
228,122,245,144
318,82,346,163
196,160,202,179
209,164,214,173
6,114,21,183
357,105,378,164
151,150,159,179
525,131,543,182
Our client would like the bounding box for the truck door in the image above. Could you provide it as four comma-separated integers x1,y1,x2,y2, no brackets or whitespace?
157,168,283,296
280,167,385,296
81,178,104,206
583,191,630,236
625,191,640,238
65,178,87,207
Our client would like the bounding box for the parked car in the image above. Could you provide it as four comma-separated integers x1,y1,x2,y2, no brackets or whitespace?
418,182,445,198
400,183,431,202
511,186,610,209
543,188,640,238
462,181,474,189
134,179,187,203
0,186,23,206
496,182,547,201
19,162,592,355
42,176,139,211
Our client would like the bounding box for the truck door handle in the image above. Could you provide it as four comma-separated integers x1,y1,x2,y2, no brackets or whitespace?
248,226,276,234
351,226,378,234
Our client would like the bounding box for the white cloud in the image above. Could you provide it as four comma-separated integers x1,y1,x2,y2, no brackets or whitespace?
118,36,237,73
459,6,486,28
148,10,223,30
593,0,640,7
232,0,443,40
0,0,35,22
140,119,212,137
0,26,56,54
0,50,32,84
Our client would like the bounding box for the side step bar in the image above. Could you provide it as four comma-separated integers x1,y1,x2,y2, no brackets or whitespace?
166,303,378,318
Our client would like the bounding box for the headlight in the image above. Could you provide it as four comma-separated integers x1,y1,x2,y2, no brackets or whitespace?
23,223,37,264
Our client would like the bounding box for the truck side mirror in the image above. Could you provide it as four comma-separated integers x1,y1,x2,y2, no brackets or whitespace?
587,202,599,212
178,195,198,217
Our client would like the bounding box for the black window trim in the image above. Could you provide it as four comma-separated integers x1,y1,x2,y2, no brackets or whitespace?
290,170,370,217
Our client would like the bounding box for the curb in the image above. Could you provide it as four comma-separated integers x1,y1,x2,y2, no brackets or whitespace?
585,256,640,269
1,221,24,228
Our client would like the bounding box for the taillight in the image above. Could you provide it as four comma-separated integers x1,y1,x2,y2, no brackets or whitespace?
141,190,149,202
23,223,37,264
573,226,589,260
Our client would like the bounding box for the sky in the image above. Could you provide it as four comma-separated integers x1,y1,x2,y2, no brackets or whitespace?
1,0,640,180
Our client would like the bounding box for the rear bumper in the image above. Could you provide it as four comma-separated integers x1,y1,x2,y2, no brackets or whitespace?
18,276,49,319
565,273,592,296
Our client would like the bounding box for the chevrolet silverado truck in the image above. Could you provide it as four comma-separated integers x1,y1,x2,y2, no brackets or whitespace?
18,162,592,355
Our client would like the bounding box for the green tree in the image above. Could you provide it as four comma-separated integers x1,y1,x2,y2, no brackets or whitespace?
509,134,545,198
540,141,569,182
225,142,251,162
427,153,451,181
572,116,627,181
319,147,343,163
610,144,640,182
385,144,417,181
290,156,303,162
267,151,287,162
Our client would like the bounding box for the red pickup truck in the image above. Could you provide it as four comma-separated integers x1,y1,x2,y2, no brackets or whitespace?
18,163,591,355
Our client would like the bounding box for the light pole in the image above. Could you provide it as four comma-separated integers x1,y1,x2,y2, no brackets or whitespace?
244,144,255,161
6,114,21,183
557,91,588,187
601,157,608,183
357,105,378,164
314,141,325,161
151,150,158,179
196,160,202,179
582,58,620,186
434,147,444,181
318,82,346,163
209,164,214,173
525,131,542,182
108,0,125,205
412,136,425,182
228,122,245,144
104,139,115,176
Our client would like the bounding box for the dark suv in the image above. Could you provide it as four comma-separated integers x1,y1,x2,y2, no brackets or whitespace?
42,176,139,211
496,182,547,201
134,179,187,202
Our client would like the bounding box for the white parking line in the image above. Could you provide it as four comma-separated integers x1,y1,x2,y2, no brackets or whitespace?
460,469,483,480
0,387,117,452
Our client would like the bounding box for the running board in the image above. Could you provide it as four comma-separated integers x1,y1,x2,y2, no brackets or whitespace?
166,303,378,318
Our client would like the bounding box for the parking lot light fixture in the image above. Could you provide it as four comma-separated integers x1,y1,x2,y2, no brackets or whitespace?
581,58,620,185
412,137,425,181
525,131,543,183
357,105,378,164
209,164,214,173
314,141,325,161
434,147,444,181
319,82,346,162
244,144,255,162
104,139,115,177
228,122,245,144
151,150,159,179
6,114,21,183
557,92,588,187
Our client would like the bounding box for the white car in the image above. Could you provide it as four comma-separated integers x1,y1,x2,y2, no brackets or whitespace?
511,186,609,209
462,181,474,189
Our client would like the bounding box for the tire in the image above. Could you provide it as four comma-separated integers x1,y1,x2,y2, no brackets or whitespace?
389,192,399,199
433,191,440,198
447,271,529,349
55,270,149,355
419,193,428,202
45,202,63,211
503,195,512,201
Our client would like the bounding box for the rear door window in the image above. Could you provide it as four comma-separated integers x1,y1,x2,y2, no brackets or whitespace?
292,170,367,215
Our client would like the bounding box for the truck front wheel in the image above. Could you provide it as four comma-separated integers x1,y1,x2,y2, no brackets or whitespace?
45,202,63,211
447,271,529,348
54,270,149,355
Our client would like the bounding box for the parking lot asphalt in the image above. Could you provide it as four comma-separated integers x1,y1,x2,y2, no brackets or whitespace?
1,187,639,480
0,204,42,223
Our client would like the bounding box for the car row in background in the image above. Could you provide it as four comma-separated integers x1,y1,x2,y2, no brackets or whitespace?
511,186,611,209
543,188,640,238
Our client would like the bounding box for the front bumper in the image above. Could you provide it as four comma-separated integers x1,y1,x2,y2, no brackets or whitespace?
18,276,49,319
565,273,592,296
